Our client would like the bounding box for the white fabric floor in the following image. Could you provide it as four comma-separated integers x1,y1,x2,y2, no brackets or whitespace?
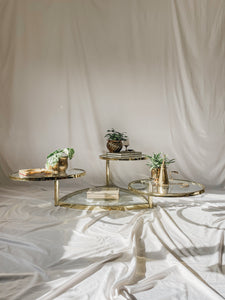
1,182,225,300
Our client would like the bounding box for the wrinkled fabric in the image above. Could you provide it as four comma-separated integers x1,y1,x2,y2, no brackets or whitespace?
0,0,225,187
0,184,225,299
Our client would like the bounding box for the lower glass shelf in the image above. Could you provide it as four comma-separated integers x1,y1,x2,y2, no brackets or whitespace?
58,186,150,210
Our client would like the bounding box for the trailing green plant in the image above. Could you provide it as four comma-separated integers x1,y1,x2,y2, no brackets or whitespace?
46,148,75,167
146,152,175,169
105,128,127,141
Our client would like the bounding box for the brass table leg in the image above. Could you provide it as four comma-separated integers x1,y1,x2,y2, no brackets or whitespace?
148,195,153,208
106,160,110,186
54,179,59,206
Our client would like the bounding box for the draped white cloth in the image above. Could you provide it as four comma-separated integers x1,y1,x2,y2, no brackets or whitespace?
1,1,225,299
0,184,225,300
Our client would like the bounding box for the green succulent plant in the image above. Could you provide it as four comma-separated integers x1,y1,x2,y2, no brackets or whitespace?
46,148,75,167
105,128,127,141
146,152,175,169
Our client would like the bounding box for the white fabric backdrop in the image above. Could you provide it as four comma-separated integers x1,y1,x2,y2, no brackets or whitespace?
0,0,225,187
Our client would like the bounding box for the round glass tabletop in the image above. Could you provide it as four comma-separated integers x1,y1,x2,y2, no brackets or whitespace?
10,168,86,181
99,153,147,161
128,179,205,197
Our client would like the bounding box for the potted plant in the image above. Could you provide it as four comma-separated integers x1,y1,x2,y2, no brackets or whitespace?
105,128,127,153
146,152,175,181
46,148,75,173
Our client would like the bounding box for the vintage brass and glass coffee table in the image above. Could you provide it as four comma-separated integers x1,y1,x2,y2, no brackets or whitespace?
128,178,205,208
10,169,86,206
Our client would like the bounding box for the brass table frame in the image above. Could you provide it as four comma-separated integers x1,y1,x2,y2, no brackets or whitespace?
57,186,150,210
68,153,149,210
99,154,147,186
9,168,149,210
10,169,86,206
128,178,205,208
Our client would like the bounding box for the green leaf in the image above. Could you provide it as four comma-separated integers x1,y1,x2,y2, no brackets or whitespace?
146,152,175,169
46,147,75,166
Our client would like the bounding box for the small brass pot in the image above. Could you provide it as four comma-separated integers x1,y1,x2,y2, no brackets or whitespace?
107,140,123,153
59,156,68,173
151,168,161,182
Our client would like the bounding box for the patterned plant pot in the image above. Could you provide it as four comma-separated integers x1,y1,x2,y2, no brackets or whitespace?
107,140,123,153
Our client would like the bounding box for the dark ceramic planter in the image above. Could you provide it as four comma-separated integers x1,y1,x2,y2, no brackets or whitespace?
107,140,123,153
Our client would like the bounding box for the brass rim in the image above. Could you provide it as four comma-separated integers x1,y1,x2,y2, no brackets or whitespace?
128,178,205,197
58,202,150,211
9,168,86,181
99,154,147,161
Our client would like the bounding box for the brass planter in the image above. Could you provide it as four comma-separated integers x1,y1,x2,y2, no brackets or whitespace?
151,168,161,181
46,157,68,174
107,140,123,153
59,156,68,173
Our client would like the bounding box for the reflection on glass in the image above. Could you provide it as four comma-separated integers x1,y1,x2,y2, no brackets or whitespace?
157,185,169,195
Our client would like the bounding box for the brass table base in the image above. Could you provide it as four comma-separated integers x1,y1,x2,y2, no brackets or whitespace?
100,153,147,187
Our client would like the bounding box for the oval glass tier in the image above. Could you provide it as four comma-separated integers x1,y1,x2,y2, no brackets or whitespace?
10,168,86,181
128,179,205,197
58,187,149,210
